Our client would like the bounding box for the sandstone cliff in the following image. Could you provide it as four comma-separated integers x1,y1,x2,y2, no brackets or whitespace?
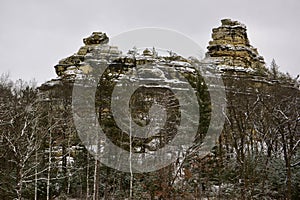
38,18,299,157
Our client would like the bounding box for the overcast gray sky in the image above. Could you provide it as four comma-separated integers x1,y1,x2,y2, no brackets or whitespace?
0,0,299,85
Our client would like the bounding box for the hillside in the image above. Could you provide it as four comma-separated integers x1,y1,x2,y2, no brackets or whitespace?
0,19,299,199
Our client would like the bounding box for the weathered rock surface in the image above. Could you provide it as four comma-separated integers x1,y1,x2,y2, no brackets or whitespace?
207,19,265,71
39,27,213,154
53,32,120,78
40,19,299,99
43,19,268,87
83,32,109,45
38,19,299,155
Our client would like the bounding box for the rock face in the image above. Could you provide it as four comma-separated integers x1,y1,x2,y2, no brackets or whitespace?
207,19,265,71
39,29,209,154
39,18,298,154
83,32,109,45
40,18,299,107
44,18,268,85
53,32,120,78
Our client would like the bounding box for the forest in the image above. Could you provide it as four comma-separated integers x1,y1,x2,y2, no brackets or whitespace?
0,56,299,200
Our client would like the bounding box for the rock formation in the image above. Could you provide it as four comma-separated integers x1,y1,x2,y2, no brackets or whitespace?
39,29,207,154
53,32,120,78
38,18,299,157
34,19,299,199
206,19,265,72
41,19,271,89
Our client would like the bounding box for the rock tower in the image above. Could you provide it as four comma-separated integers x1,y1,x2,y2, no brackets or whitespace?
206,19,265,72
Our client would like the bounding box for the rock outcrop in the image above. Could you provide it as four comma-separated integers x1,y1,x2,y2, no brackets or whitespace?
42,19,270,90
53,32,120,78
39,29,208,154
206,19,265,72
38,18,299,155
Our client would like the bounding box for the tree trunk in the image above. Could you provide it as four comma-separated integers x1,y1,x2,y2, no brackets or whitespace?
86,152,90,199
93,159,100,200
47,130,52,200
